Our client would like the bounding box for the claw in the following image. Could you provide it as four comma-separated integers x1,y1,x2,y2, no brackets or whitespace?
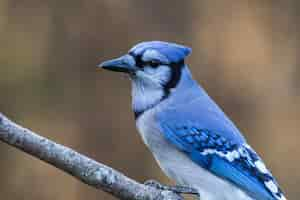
144,179,165,190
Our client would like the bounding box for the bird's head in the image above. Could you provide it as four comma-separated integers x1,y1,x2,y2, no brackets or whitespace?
98,41,193,118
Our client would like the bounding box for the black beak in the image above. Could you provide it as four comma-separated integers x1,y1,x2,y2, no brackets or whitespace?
97,54,136,73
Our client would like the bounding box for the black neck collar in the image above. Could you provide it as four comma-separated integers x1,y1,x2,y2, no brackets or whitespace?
134,60,184,120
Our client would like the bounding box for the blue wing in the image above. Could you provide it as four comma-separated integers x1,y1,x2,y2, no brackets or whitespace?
156,94,285,200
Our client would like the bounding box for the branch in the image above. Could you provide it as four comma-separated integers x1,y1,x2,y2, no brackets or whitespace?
0,113,183,200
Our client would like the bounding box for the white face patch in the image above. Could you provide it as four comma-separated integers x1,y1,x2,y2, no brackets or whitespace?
130,48,185,118
142,49,169,64
131,68,169,116
141,65,171,86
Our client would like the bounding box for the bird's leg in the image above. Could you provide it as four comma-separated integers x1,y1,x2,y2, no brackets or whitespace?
144,179,199,195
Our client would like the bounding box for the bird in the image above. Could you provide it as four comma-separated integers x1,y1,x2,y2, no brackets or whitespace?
98,41,286,200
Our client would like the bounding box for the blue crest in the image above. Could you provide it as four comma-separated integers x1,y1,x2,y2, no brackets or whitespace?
129,41,192,63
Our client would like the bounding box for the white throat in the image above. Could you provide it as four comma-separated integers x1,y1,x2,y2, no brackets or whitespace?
131,78,165,118
131,66,196,119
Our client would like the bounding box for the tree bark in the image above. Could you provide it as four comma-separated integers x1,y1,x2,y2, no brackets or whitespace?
0,113,183,200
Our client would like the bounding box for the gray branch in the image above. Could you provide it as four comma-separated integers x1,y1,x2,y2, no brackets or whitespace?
0,113,183,200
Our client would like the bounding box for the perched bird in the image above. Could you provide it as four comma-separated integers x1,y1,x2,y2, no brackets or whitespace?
98,41,286,200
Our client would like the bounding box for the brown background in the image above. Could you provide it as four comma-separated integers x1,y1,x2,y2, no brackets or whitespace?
0,1,299,199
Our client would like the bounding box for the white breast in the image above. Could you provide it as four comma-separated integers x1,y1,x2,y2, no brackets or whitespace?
136,109,253,200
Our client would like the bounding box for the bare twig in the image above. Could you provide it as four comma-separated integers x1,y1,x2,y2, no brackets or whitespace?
0,113,183,200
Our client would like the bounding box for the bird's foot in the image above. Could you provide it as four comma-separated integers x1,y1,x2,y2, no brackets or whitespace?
144,179,199,195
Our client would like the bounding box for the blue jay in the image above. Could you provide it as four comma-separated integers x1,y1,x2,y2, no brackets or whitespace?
98,41,286,200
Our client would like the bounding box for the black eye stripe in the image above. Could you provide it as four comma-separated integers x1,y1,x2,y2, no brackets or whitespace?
128,53,141,68
135,56,161,68
129,52,184,69
129,52,162,68
170,60,184,68
145,60,160,68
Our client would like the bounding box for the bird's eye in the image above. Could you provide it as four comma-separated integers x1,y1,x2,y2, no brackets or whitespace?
147,60,160,68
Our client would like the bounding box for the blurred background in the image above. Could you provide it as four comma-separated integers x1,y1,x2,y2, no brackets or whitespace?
0,0,299,199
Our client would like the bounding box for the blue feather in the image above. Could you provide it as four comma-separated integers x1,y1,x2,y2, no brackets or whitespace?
129,41,191,62
157,117,284,200
155,86,284,200
100,41,286,200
